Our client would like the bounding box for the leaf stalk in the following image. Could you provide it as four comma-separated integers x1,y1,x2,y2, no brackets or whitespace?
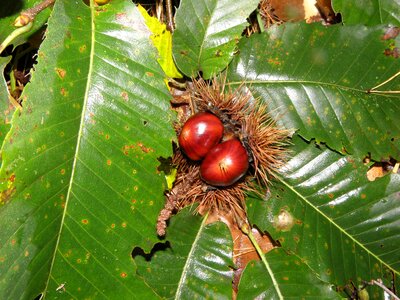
241,223,284,300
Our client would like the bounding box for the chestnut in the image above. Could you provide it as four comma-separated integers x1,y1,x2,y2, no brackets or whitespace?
178,112,224,161
200,139,249,187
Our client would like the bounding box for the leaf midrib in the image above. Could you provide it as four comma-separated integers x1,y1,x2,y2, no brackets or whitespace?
42,0,96,296
227,79,400,97
277,174,400,277
174,212,209,300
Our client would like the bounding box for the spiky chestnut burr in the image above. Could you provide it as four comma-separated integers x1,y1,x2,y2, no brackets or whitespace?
157,77,291,235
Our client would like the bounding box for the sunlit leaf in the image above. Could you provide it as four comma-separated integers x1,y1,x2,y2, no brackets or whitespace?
173,0,259,79
246,135,400,297
135,208,234,299
227,23,400,160
237,248,341,299
0,0,174,298
332,0,400,25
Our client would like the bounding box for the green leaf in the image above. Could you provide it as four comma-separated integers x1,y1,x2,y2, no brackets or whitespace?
173,0,259,79
137,5,183,79
247,135,400,297
237,248,341,299
227,23,400,160
135,208,234,299
0,0,51,50
332,0,400,25
0,56,13,147
0,0,174,298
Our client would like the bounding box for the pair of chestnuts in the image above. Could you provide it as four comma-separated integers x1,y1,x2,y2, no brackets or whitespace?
178,112,249,187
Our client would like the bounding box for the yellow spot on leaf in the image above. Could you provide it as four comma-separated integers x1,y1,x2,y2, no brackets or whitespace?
79,45,87,53
56,68,66,79
121,91,129,101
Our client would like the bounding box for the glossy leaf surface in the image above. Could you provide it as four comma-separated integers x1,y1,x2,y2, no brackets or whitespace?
237,248,341,299
0,0,174,298
173,0,259,79
227,23,400,160
332,0,400,25
246,135,400,297
135,208,234,299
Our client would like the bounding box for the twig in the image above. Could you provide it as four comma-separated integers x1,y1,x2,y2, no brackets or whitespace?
14,0,55,27
0,22,33,55
165,0,175,32
367,279,399,300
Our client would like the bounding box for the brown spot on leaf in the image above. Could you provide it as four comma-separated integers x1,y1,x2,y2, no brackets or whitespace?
0,187,16,205
273,209,295,232
384,47,399,58
116,13,127,20
56,68,66,79
121,91,129,101
9,174,15,182
382,27,400,40
366,161,394,181
137,142,154,153
60,87,68,96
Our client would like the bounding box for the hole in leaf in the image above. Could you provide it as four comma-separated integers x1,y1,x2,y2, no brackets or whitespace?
157,156,173,174
132,241,170,262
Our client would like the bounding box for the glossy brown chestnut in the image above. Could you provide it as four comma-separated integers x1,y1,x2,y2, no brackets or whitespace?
178,112,224,161
200,139,249,187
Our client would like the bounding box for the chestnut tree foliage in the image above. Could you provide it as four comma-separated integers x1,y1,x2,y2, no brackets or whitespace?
0,0,399,299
